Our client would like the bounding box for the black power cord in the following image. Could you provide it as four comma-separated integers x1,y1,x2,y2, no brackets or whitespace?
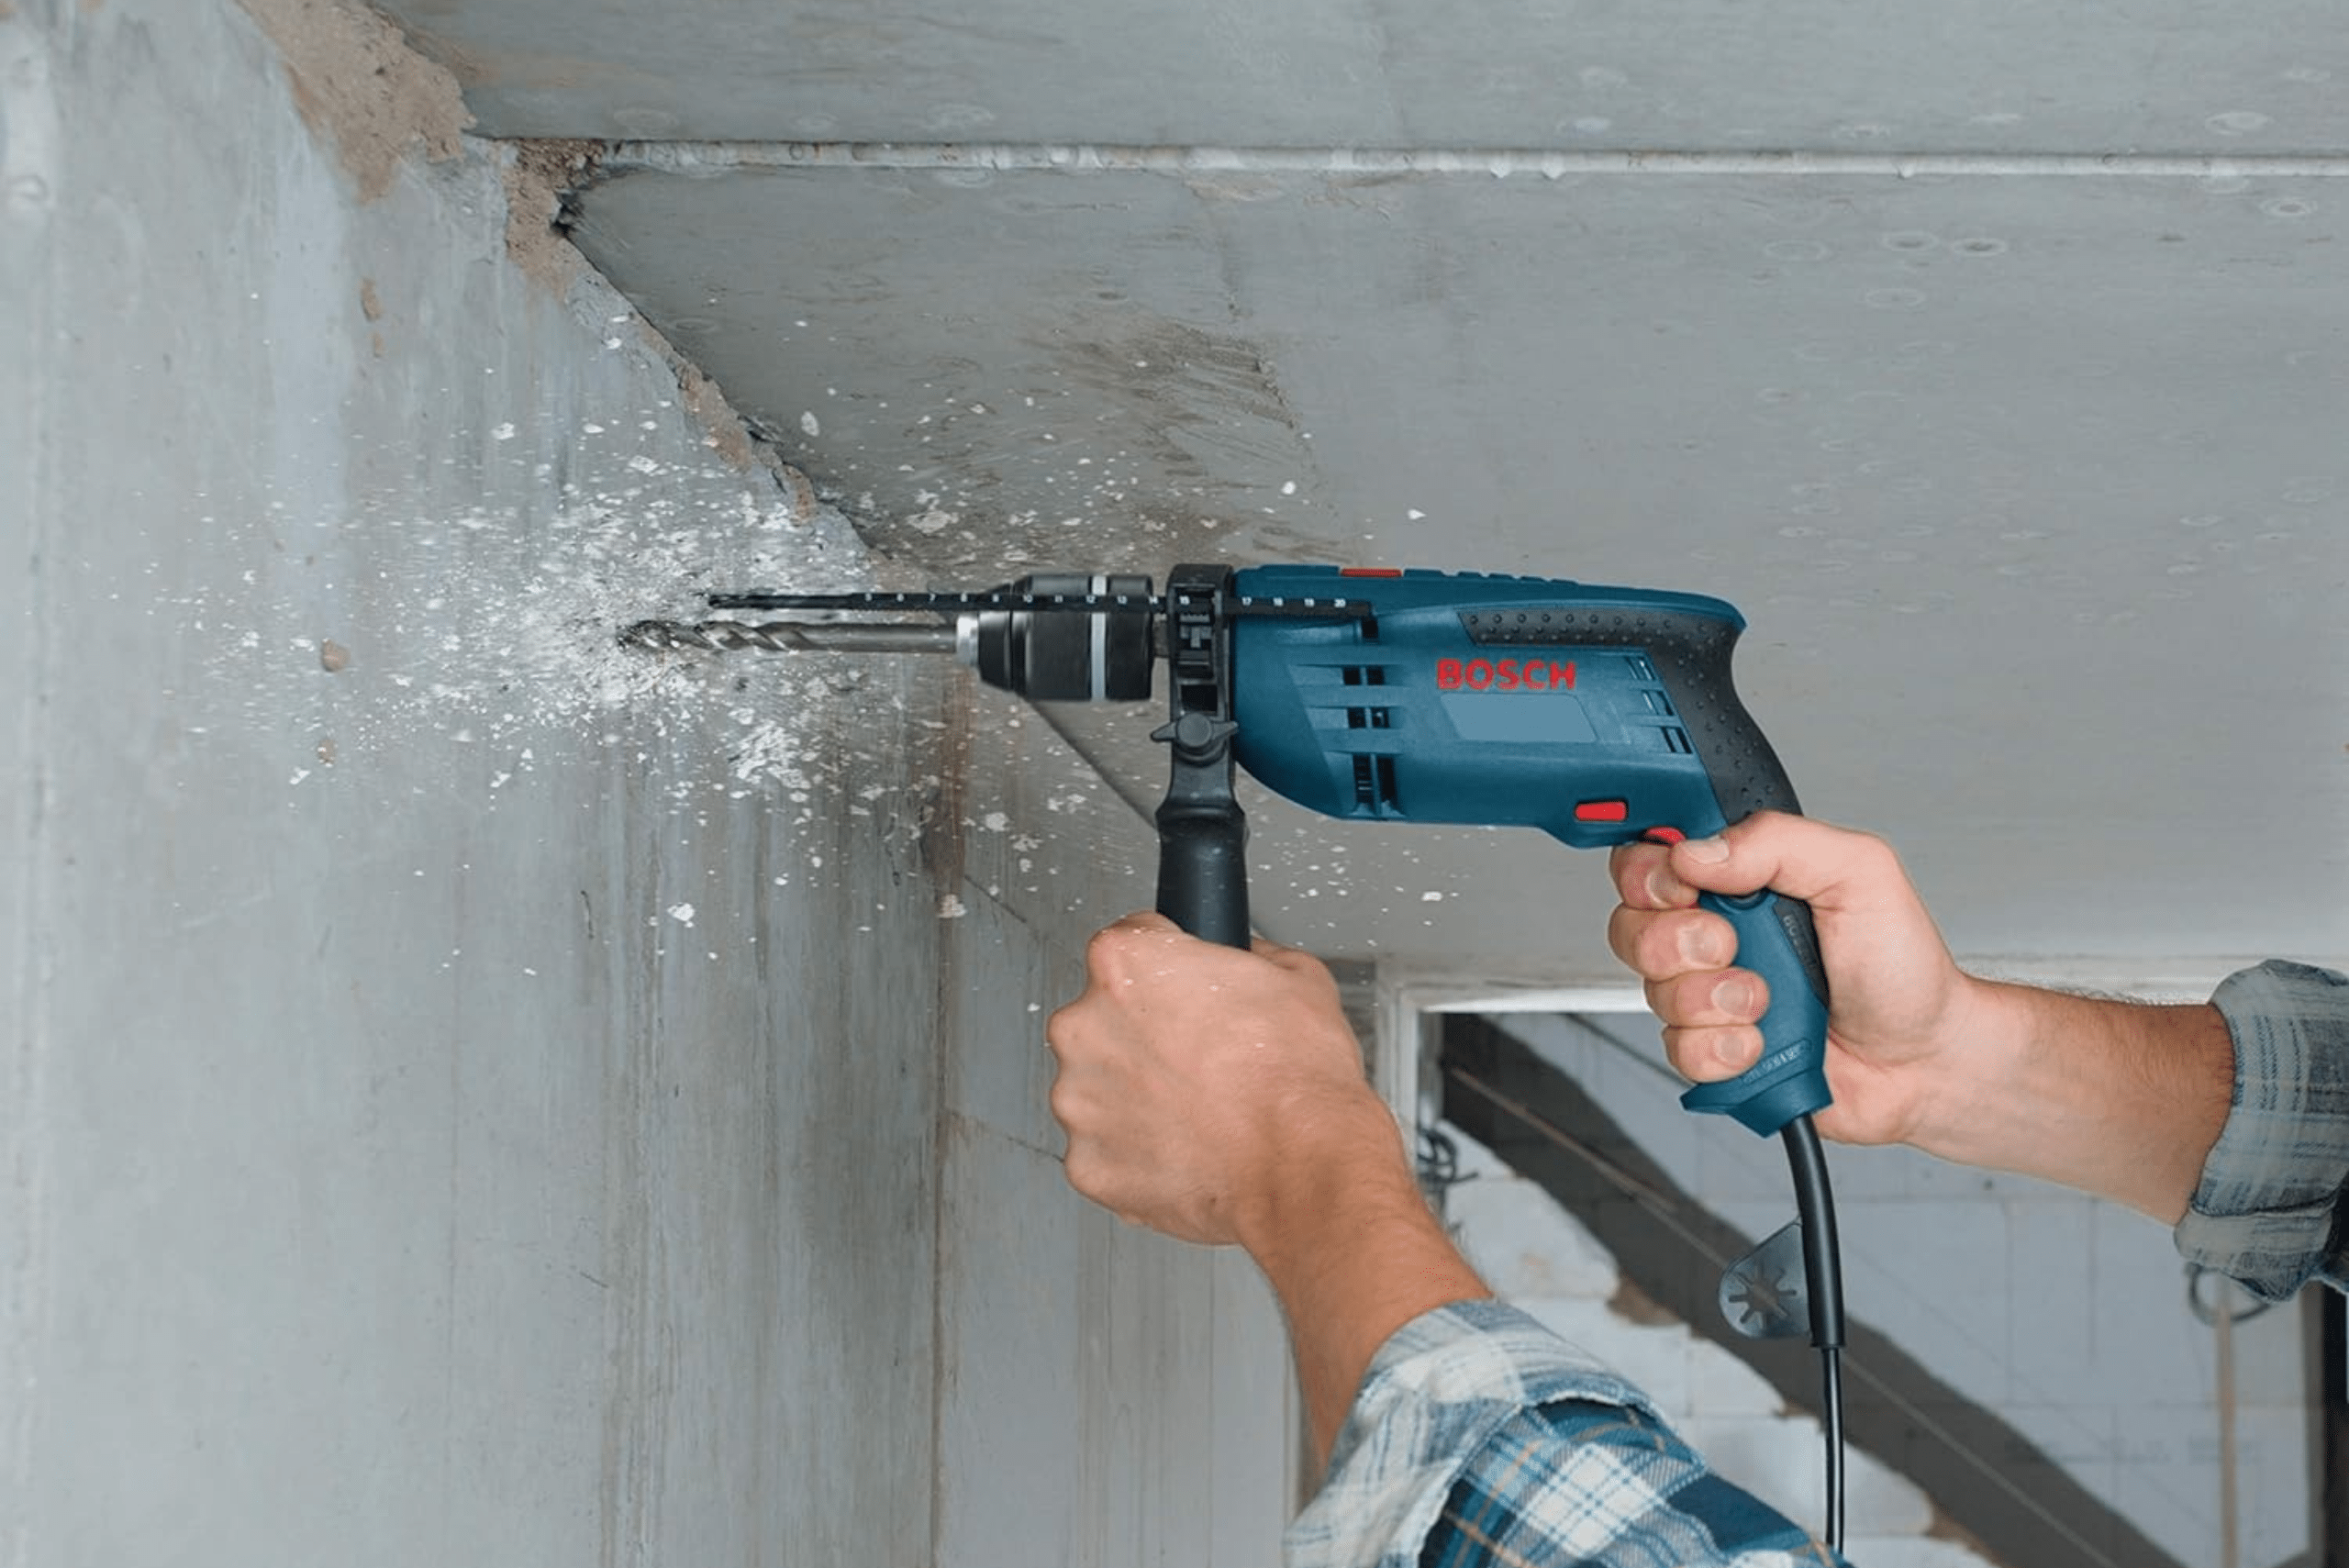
1781,1114,1847,1553
1448,1017,1851,1552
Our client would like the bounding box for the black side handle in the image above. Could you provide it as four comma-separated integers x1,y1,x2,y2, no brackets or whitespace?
1153,715,1251,948
1152,565,1252,949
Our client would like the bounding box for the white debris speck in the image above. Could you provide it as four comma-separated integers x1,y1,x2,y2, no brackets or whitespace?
907,498,957,534
583,422,605,435
1281,480,1297,495
667,903,697,927
288,768,310,785
800,411,821,438
938,895,969,919
627,455,660,474
1408,508,1428,520
981,811,1010,832
491,422,517,441
1421,890,1445,903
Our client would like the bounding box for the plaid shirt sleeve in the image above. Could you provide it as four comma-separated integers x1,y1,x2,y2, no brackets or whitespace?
2175,959,2349,1301
1285,1299,1845,1568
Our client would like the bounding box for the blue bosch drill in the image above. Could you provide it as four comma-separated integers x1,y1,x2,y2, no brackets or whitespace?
625,562,1851,1546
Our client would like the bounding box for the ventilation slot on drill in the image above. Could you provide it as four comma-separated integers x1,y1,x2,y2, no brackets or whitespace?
1662,727,1695,754
1351,753,1400,815
1341,666,1392,731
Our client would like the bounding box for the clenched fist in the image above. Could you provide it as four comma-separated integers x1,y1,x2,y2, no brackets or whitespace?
1045,913,1397,1248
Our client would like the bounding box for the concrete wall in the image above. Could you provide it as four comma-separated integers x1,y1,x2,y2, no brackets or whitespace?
0,3,1293,1562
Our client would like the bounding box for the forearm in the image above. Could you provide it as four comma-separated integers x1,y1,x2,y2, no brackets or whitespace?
1236,1094,1491,1471
1913,977,2234,1222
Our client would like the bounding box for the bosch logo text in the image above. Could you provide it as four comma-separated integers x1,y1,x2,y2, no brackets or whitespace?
1436,657,1577,692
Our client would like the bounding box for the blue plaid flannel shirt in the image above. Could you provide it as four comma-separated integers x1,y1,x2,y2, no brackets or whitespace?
1286,959,2348,1567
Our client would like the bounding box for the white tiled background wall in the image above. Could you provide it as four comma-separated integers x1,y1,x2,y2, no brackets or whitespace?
1477,1013,2311,1568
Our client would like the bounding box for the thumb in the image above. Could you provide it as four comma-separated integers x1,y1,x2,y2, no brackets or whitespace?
1675,811,1921,925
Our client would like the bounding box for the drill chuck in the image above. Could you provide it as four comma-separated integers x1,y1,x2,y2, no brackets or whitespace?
963,573,1156,702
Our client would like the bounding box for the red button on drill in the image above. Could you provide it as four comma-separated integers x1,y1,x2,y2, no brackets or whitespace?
1575,800,1630,823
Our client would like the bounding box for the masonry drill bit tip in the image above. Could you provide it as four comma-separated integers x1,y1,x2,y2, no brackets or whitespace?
618,618,961,655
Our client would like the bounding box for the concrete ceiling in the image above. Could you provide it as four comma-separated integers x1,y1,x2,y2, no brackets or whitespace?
375,0,2348,995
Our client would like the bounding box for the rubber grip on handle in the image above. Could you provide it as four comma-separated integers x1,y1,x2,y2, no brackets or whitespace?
1585,603,1831,1135
1678,889,1832,1135
1154,809,1252,949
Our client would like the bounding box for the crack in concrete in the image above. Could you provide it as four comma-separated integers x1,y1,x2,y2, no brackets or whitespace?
591,139,2349,182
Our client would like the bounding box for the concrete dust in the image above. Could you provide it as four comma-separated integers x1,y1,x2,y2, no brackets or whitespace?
234,0,472,202
158,428,1052,917
191,0,1112,923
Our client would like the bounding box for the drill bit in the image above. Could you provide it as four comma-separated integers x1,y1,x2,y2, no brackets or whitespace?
618,618,960,655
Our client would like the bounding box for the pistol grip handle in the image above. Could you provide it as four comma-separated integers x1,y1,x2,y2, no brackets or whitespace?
1678,887,1832,1134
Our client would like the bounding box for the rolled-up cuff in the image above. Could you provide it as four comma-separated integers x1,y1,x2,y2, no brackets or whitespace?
2175,960,2349,1300
1284,1299,1650,1568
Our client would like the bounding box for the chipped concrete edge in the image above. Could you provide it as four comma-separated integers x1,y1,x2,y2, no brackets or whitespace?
494,137,812,497
230,0,470,203
228,0,819,500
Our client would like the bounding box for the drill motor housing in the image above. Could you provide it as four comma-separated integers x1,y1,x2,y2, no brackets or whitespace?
1224,565,1831,1135
1231,565,1793,848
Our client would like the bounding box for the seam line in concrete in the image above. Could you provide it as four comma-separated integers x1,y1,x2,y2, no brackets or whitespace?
593,140,2349,180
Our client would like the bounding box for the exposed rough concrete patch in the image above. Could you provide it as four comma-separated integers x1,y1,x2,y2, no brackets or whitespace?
230,3,828,509
495,140,802,493
233,0,472,202
669,352,756,472
662,335,821,510
502,137,599,293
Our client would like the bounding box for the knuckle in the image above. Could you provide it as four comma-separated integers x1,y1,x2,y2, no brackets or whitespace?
1848,828,1902,883
1613,844,1678,907
1083,923,1150,985
1060,1146,1101,1198
1658,1026,1712,1082
1670,967,1737,1023
1606,905,1646,965
1687,912,1738,969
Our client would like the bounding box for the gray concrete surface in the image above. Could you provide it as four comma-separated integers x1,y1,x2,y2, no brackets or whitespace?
369,0,2349,999
375,0,2349,156
559,147,2349,995
0,3,1293,1562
